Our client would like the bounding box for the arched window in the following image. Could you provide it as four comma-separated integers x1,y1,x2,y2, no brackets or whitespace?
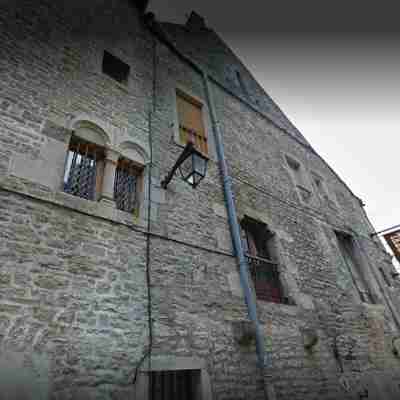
63,122,108,201
241,217,288,304
114,157,143,214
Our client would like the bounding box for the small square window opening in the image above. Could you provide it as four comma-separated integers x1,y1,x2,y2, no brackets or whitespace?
102,51,130,84
241,217,288,304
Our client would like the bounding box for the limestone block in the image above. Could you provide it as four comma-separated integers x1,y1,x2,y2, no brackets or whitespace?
0,352,49,400
215,226,232,253
10,137,67,190
212,202,227,219
228,271,243,298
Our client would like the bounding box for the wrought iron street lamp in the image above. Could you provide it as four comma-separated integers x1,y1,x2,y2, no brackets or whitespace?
161,142,208,189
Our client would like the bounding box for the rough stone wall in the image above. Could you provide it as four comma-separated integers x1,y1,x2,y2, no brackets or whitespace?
212,77,400,398
1,1,400,400
160,21,308,145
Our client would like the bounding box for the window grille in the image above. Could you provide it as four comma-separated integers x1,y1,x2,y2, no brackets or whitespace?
114,159,141,213
64,137,103,200
150,370,196,400
241,217,288,304
246,254,287,304
176,91,208,155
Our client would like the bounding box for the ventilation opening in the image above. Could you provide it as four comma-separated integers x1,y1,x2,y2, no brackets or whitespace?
102,51,130,84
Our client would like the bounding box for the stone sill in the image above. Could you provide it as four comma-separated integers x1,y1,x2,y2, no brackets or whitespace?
0,175,147,231
258,300,299,315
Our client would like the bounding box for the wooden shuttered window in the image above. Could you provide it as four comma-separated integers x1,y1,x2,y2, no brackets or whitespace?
176,91,208,155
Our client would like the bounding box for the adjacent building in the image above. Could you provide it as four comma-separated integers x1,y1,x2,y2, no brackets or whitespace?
1,1,400,399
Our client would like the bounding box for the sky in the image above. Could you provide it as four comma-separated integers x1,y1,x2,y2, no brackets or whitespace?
149,0,400,240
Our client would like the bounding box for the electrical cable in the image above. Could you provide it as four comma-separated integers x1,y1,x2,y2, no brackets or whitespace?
131,35,157,387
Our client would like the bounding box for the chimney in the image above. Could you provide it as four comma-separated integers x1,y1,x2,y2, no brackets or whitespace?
186,11,206,31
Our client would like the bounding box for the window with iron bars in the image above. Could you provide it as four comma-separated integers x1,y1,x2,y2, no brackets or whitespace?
241,217,288,304
114,158,142,214
64,136,105,201
150,370,200,400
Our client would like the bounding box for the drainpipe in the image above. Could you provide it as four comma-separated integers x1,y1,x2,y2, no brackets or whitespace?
203,73,275,399
142,14,275,398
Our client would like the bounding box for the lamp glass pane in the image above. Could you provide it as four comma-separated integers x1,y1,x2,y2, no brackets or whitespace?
193,153,207,177
178,154,193,181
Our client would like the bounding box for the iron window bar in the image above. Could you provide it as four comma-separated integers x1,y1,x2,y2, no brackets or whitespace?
114,159,140,214
64,138,102,201
150,370,195,400
245,254,288,304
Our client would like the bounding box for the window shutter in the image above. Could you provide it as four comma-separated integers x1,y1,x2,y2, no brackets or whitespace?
176,92,208,155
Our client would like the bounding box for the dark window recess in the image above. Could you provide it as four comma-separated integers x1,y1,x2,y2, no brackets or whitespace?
150,370,198,400
114,159,141,214
102,51,130,83
335,232,374,303
241,217,288,304
64,136,104,201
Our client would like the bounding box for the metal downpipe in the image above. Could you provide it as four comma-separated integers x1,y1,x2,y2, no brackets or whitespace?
202,73,268,370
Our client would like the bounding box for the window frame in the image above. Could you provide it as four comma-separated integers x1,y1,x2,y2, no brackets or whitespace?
150,370,200,400
172,87,209,157
135,357,212,400
114,157,144,216
334,230,375,304
63,135,106,201
241,216,289,304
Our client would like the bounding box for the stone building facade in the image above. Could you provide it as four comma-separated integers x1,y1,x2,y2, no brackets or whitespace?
0,1,400,399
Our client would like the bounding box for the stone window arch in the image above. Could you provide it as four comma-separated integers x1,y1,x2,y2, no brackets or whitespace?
113,141,149,215
240,216,289,304
114,157,143,215
63,124,150,217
